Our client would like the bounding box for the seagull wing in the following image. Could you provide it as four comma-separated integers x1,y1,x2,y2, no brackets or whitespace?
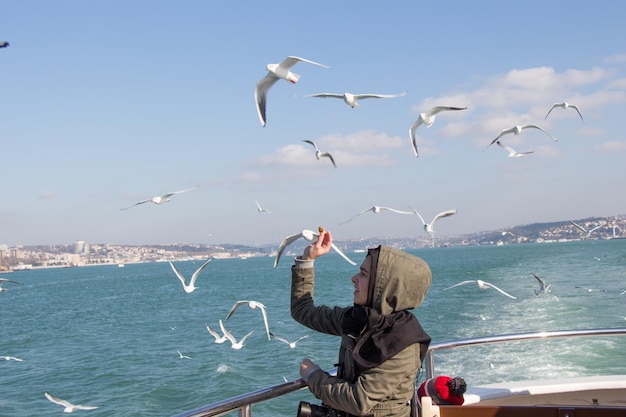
270,332,291,345
0,278,22,285
239,330,255,345
219,320,237,344
330,242,357,266
255,73,280,127
426,106,467,117
225,300,249,321
523,124,557,142
488,127,514,147
206,323,222,340
188,258,213,287
430,209,457,225
339,208,371,225
170,186,198,195
256,304,271,340
409,120,423,157
570,105,584,121
274,232,304,268
169,261,188,288
408,206,427,226
569,220,587,233
443,280,477,290
380,207,413,215
75,405,99,411
282,56,330,69
544,103,559,119
482,282,517,299
321,152,337,168
531,273,545,289
307,92,344,99
302,139,318,151
45,392,72,408
120,199,152,210
352,92,406,100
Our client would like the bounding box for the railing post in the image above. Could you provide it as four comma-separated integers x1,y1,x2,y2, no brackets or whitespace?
240,404,251,417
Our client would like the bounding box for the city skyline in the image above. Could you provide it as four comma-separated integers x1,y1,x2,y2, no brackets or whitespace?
1,1,626,247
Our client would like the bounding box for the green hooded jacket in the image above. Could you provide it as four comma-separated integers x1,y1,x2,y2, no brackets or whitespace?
291,246,432,417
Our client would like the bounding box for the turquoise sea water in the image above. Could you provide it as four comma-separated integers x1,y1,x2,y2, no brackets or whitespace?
1,239,625,416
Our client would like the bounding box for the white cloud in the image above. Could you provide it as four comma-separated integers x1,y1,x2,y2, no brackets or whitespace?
594,141,626,152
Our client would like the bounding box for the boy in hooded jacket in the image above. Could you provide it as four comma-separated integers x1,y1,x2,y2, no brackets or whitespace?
291,230,432,417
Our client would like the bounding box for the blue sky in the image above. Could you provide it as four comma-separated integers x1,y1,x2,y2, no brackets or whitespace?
1,1,625,246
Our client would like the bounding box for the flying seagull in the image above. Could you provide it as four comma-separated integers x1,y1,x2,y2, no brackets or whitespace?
0,42,8,48
531,273,551,296
254,199,271,214
120,186,197,210
273,229,356,268
255,56,329,127
569,220,601,239
409,207,457,235
409,106,467,157
302,140,336,168
340,206,413,225
206,323,229,344
494,140,534,158
219,319,255,350
444,279,517,299
270,331,312,349
304,91,406,108
44,392,99,413
1,355,24,361
488,124,557,147
0,277,22,292
225,300,271,341
177,350,191,359
544,102,584,122
168,258,213,293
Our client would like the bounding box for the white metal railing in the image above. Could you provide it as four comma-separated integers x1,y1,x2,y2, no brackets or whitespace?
172,327,626,417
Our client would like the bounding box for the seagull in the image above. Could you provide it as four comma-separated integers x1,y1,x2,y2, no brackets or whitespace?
120,186,197,210
225,300,271,340
1,356,24,361
304,91,406,108
255,56,329,127
340,206,413,225
494,140,534,158
168,258,213,293
0,277,22,292
409,207,457,235
270,331,311,349
409,106,467,157
219,319,255,350
531,273,551,296
444,280,517,299
206,323,229,344
254,199,271,214
0,42,8,48
177,350,191,359
488,124,557,147
302,140,336,168
544,102,584,122
569,220,601,239
273,229,357,268
44,392,99,413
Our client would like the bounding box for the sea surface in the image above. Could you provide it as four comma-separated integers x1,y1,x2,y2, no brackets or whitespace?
1,239,625,416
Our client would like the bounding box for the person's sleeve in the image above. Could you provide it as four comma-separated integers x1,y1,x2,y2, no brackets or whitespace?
305,344,419,416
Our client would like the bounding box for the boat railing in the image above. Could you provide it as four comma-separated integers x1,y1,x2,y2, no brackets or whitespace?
172,327,626,417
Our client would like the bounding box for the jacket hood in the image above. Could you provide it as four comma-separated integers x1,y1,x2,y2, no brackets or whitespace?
369,246,432,315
